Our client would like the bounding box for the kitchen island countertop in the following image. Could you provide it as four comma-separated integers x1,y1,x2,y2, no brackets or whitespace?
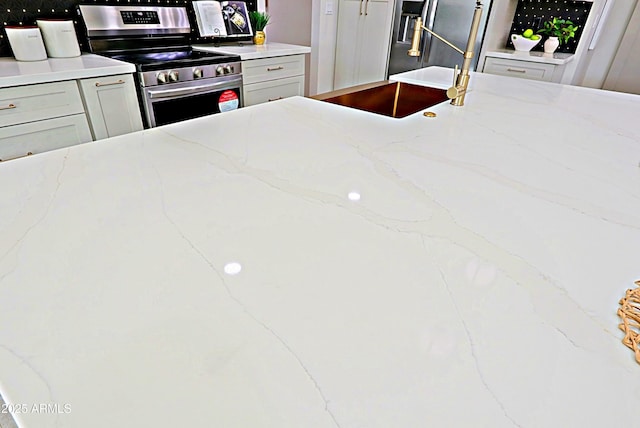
0,67,639,427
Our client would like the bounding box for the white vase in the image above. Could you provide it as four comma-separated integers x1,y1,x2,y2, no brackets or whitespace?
544,36,559,54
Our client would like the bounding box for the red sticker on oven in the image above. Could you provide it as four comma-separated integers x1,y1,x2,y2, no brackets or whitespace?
218,90,239,112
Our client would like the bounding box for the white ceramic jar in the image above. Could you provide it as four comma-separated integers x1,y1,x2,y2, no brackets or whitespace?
4,27,48,61
36,20,81,58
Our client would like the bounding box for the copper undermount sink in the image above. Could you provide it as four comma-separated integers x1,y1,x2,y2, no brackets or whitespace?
312,81,449,119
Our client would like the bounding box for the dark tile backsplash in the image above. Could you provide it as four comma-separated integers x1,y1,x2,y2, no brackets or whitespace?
0,0,257,57
507,0,593,53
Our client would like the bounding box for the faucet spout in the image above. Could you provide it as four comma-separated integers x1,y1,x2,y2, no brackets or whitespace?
408,1,484,107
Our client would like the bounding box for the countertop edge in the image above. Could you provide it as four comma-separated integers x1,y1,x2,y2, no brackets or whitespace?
0,54,136,88
192,42,311,60
485,49,575,65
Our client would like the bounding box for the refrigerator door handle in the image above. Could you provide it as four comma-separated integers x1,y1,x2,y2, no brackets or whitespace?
425,0,439,30
421,0,439,67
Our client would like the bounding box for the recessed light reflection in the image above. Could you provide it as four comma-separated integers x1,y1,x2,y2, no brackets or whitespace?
223,262,242,275
347,191,361,201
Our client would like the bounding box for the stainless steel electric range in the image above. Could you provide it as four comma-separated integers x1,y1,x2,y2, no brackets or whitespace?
78,4,243,128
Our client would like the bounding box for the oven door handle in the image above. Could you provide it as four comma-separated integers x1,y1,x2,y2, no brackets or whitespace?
147,80,240,99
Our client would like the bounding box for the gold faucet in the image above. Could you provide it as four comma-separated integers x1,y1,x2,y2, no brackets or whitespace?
408,1,484,106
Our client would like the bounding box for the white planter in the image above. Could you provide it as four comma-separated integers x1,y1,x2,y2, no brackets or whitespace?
544,36,560,54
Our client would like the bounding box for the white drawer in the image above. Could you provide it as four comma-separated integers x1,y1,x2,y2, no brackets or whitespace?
242,55,305,85
0,114,92,161
243,76,305,107
483,57,556,82
0,80,85,128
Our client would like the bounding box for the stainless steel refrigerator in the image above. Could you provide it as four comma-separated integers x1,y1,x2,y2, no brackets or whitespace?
387,0,492,76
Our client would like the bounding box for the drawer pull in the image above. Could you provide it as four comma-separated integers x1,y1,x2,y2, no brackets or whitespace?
266,66,284,71
268,97,283,102
359,0,363,15
506,68,526,74
0,103,16,110
95,79,125,87
364,0,369,15
0,151,33,162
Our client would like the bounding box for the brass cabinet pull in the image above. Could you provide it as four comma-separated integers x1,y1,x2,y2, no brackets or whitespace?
0,103,16,110
95,79,125,87
506,68,526,73
268,97,283,102
266,66,284,71
364,0,369,15
359,0,363,15
0,151,33,162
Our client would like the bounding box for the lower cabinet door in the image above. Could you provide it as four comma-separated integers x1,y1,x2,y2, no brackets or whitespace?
0,114,93,162
243,76,305,107
79,74,143,140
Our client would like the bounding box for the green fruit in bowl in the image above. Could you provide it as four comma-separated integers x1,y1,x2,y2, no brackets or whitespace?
530,34,541,40
522,29,534,38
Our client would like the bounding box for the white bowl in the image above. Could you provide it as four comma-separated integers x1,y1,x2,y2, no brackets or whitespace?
511,34,541,52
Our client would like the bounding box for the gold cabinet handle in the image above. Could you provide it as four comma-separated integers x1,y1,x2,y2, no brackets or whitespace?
0,151,33,162
359,0,363,15
268,97,283,102
0,103,16,110
95,79,125,87
364,0,369,15
266,66,284,71
506,68,526,73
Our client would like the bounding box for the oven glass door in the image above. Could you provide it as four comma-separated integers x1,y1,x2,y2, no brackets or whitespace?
143,76,243,127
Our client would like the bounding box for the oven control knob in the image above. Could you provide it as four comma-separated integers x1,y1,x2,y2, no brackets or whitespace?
193,68,204,79
224,65,233,74
216,66,224,76
169,70,180,82
157,71,169,84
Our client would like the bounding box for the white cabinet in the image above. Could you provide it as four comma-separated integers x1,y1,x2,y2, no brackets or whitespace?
483,57,567,83
334,0,395,90
242,55,306,106
0,115,93,162
0,80,85,127
0,72,143,162
0,81,92,161
78,74,143,140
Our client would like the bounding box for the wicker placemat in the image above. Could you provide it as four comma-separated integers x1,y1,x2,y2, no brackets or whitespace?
618,280,640,364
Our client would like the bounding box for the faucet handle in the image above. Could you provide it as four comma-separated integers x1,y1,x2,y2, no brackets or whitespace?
452,64,459,87
446,85,466,100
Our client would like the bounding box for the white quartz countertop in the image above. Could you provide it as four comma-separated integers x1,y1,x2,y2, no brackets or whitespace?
1,67,639,428
0,54,135,88
486,49,575,65
192,42,310,59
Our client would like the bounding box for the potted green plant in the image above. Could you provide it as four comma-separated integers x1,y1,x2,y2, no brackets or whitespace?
537,17,579,53
249,11,270,45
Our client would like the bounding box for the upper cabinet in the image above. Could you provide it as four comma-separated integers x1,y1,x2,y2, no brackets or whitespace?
334,0,395,90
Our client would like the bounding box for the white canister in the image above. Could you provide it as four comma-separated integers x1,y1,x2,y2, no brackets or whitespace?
36,20,81,58
4,27,48,62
